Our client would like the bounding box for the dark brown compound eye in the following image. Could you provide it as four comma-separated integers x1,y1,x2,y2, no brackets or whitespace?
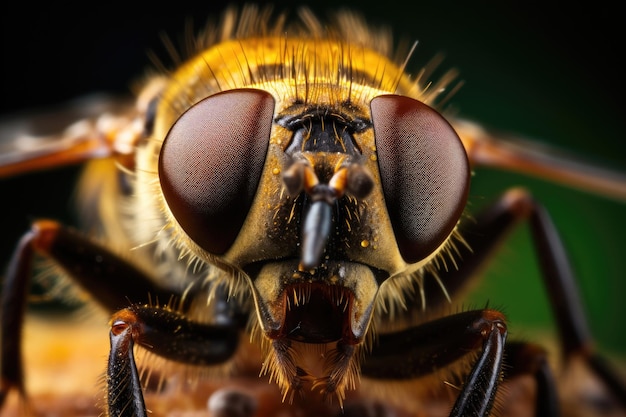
370,94,469,264
159,89,275,255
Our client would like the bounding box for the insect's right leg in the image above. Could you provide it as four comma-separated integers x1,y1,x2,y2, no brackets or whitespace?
0,219,241,410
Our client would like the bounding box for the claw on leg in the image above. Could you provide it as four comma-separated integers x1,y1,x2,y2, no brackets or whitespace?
108,311,147,417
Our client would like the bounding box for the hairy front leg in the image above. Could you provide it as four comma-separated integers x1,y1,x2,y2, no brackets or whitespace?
362,309,507,417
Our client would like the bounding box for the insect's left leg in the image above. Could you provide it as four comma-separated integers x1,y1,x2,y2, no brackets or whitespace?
458,188,626,411
428,187,625,412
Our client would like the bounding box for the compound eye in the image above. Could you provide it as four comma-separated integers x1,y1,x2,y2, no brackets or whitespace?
159,89,274,255
370,95,469,264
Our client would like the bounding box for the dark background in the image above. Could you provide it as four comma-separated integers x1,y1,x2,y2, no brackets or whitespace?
1,1,624,361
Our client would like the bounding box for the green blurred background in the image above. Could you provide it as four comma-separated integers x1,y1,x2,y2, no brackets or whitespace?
1,1,624,363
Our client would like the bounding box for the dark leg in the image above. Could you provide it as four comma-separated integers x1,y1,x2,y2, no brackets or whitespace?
0,219,241,408
107,304,240,417
528,199,626,410
431,188,624,411
108,321,147,417
0,220,174,406
434,188,591,355
362,309,507,417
